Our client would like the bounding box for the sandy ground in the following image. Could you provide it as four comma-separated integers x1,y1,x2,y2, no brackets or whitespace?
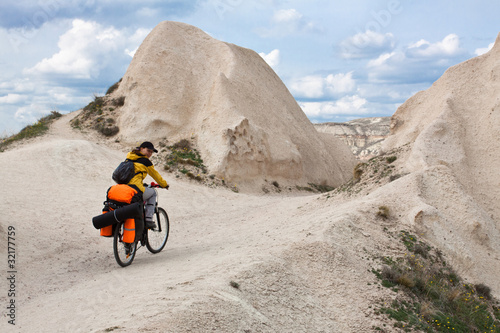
0,111,498,332
0,112,409,333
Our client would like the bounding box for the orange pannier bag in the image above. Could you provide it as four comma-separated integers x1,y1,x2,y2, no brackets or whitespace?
101,184,142,242
122,219,136,243
100,222,114,237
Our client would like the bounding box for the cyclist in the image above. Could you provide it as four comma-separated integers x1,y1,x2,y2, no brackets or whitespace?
126,141,169,228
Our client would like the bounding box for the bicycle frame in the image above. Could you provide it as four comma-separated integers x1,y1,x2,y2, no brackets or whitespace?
112,183,169,267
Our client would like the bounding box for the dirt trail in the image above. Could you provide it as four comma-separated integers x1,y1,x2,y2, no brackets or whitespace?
2,112,499,332
2,113,347,332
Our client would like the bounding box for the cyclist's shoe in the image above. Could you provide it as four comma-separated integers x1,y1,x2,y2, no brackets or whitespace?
124,243,133,255
145,219,156,229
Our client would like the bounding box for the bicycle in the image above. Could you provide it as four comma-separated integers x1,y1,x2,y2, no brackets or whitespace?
112,183,169,267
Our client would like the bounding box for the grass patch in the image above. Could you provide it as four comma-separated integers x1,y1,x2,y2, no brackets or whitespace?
95,123,120,136
296,185,315,192
156,139,237,191
105,78,122,95
377,206,390,219
294,183,334,193
386,156,397,164
372,230,500,332
111,96,125,107
0,111,62,151
71,87,125,137
166,139,206,172
82,95,105,118
308,183,335,193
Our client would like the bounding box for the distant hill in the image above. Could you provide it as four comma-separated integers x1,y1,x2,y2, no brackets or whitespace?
314,117,390,160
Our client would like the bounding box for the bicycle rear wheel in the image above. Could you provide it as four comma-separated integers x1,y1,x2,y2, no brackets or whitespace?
113,222,137,267
146,207,169,253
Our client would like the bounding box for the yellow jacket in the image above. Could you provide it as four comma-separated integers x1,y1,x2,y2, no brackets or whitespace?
126,151,168,192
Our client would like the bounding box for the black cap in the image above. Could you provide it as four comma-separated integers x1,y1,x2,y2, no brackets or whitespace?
139,141,158,153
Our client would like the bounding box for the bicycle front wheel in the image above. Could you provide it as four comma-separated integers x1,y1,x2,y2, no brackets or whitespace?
113,222,137,267
146,207,169,253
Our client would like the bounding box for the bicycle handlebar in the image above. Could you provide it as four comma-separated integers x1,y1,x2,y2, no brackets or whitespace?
144,182,169,189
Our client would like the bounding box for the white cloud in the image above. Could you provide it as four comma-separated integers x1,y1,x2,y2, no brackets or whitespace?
475,42,494,56
14,103,47,123
325,72,356,95
24,19,149,78
272,8,302,24
291,75,324,98
366,34,467,84
0,79,35,93
368,34,463,69
46,86,81,104
300,95,368,119
0,94,26,104
340,30,396,59
137,7,160,17
407,34,461,57
367,52,400,68
259,49,280,68
25,19,124,78
290,72,356,98
258,8,321,37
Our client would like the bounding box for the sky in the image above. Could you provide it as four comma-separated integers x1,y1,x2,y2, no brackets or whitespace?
0,0,498,135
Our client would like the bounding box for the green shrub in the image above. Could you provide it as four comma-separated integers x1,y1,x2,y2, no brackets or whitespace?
386,156,397,164
95,123,119,136
308,183,335,193
296,185,314,192
0,111,62,151
475,283,492,300
381,265,400,285
71,118,81,129
106,78,122,95
166,140,205,171
377,206,390,219
112,96,125,107
172,139,191,150
373,231,500,332
84,95,104,112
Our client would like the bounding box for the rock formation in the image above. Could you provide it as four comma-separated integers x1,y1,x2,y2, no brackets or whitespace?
314,117,390,160
382,32,500,291
111,21,356,189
